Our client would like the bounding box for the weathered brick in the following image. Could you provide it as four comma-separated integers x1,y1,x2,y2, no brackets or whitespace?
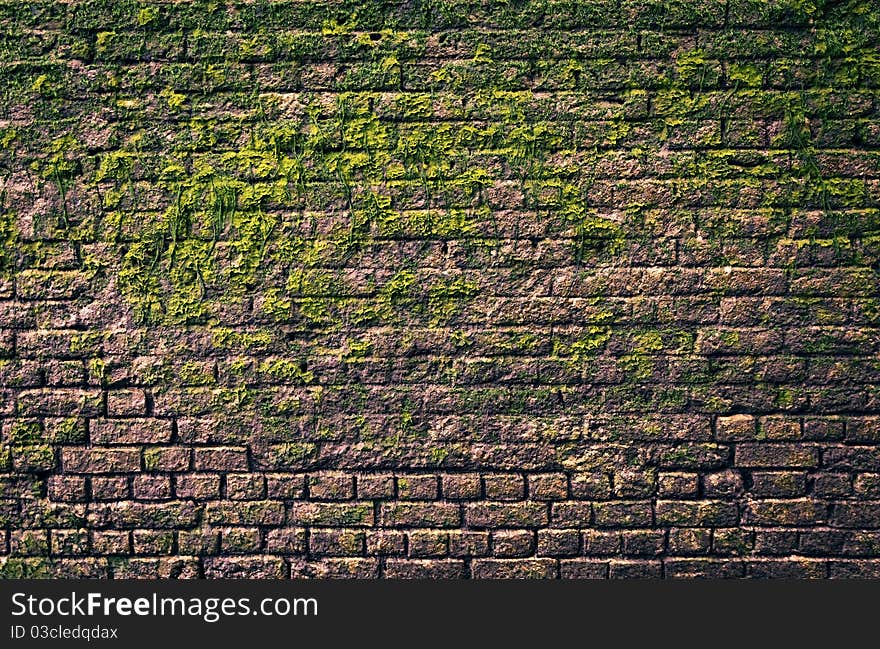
491,530,535,557
442,473,482,500
91,476,129,500
107,390,147,416
309,529,365,556
570,473,612,499
748,471,808,497
356,474,395,499
537,529,580,557
407,530,448,557
466,502,547,529
483,474,525,500
658,472,699,498
91,419,172,445
745,499,828,526
381,502,460,528
0,1,877,580
205,501,285,526
735,444,819,468
62,448,141,474
560,559,609,578
528,473,568,500
831,503,880,529
47,476,87,502
593,501,654,528
132,475,172,501
290,502,373,527
308,472,354,500
204,556,286,579
175,474,221,500
471,559,557,579
264,528,307,555
193,448,249,472
656,501,739,527
366,531,407,556
383,559,465,579
397,474,438,500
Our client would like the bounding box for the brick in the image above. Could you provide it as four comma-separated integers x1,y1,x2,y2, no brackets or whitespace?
52,529,89,556
656,501,739,527
266,474,306,499
107,390,147,416
831,503,880,529
594,501,654,528
491,530,535,557
748,471,808,497
550,502,593,527
356,474,395,499
407,530,448,557
132,475,172,501
397,475,438,500
570,473,612,499
47,476,87,502
10,530,48,556
471,559,557,579
62,448,141,474
383,559,465,579
745,499,828,526
290,502,373,527
528,473,568,500
582,530,621,556
560,559,609,578
701,470,743,498
133,530,175,555
143,447,190,472
466,502,547,529
449,531,490,558
366,531,406,556
537,529,580,556
735,444,819,468
175,475,221,500
89,419,172,444
664,559,746,579
712,528,753,556
88,501,201,530
265,528,307,555
622,530,665,556
91,477,129,500
483,474,525,500
92,531,130,555
290,558,379,579
668,528,711,555
658,472,699,498
609,560,663,579
716,414,756,441
381,502,460,528
746,559,827,579
193,448,249,471
178,529,221,555
205,501,285,526
226,473,266,500
442,473,482,500
309,529,366,556
204,557,286,579
308,472,354,500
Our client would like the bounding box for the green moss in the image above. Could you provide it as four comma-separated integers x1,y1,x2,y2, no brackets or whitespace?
0,558,53,579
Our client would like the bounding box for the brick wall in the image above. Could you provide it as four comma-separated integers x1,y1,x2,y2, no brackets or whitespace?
1,0,879,578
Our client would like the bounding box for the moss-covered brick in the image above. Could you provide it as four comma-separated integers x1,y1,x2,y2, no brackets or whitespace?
1,0,879,578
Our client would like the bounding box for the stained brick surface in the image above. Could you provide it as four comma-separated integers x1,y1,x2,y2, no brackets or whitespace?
0,0,879,578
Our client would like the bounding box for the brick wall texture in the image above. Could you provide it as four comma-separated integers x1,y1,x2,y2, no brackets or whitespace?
1,0,879,579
